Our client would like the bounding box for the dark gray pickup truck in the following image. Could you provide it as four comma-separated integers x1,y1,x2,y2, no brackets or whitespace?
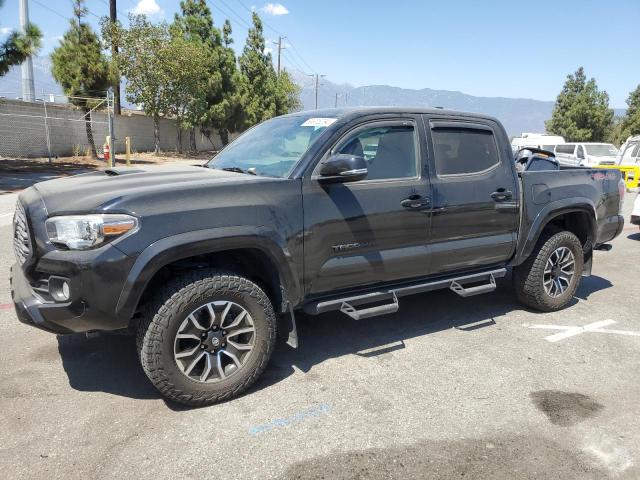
11,107,624,406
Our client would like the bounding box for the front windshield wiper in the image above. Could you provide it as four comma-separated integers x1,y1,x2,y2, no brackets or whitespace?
219,166,256,175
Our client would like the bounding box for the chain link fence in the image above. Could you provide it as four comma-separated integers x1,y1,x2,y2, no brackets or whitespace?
0,93,111,160
0,93,225,160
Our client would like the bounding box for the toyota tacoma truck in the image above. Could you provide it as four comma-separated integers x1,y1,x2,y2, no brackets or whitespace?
11,108,625,406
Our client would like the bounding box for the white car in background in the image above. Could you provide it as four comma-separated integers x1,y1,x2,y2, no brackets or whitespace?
555,143,619,167
617,135,640,167
511,133,565,154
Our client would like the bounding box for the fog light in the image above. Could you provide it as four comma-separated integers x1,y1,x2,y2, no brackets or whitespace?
48,276,71,302
61,281,70,301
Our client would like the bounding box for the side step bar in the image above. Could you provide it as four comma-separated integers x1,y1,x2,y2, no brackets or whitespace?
340,292,399,320
306,268,506,319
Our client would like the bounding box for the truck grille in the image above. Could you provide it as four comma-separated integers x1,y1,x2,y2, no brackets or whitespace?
13,201,32,266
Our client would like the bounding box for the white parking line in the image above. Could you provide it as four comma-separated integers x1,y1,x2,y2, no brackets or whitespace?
524,319,640,343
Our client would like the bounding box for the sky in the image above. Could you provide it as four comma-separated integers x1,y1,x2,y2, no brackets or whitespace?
1,0,638,107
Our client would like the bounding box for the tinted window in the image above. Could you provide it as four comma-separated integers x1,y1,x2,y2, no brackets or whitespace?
432,128,499,175
577,146,585,159
556,144,575,154
337,125,417,180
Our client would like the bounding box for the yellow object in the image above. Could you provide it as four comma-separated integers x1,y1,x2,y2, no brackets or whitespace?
595,165,640,190
125,136,131,167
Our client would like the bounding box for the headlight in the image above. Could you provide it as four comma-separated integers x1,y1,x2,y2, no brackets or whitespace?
45,214,138,250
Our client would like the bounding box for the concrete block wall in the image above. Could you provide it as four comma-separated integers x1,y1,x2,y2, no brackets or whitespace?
0,99,225,158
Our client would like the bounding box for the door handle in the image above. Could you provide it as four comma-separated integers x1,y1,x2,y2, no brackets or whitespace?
401,194,429,209
491,189,513,202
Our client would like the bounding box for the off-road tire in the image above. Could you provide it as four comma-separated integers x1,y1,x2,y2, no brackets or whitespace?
513,231,583,312
137,270,277,406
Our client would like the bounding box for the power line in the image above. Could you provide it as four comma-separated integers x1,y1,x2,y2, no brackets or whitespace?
207,0,252,30
31,0,67,20
286,40,316,74
229,0,318,74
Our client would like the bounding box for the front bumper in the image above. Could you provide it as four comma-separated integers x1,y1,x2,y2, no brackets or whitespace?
11,264,78,334
10,244,137,334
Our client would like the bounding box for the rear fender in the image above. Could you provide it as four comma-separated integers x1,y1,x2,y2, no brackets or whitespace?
513,197,597,266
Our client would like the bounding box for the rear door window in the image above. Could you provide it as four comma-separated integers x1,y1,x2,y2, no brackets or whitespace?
431,127,500,176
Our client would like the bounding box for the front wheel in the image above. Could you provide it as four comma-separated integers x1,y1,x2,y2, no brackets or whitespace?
137,271,277,406
513,231,584,312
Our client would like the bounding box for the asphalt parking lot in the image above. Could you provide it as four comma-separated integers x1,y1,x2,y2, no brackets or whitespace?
0,192,639,480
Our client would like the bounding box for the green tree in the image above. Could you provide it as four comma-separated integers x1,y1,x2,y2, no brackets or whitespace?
103,16,172,153
103,15,210,153
52,0,110,158
615,85,640,144
173,1,246,147
163,31,210,153
275,69,302,115
0,0,42,76
237,13,300,131
546,67,614,142
238,12,278,128
173,0,223,150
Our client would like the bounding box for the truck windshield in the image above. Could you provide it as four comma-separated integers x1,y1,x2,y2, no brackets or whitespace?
206,115,337,178
587,144,618,157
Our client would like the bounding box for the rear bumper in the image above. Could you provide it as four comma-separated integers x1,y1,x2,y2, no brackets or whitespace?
597,214,624,245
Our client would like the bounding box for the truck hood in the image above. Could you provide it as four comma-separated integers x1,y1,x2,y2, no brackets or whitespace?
32,165,269,215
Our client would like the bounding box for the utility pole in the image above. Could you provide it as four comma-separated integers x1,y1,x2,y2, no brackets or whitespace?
107,88,116,167
19,0,35,102
334,92,338,108
110,0,121,115
308,74,326,109
274,36,286,77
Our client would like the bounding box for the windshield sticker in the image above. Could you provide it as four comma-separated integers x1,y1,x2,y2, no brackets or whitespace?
301,118,337,127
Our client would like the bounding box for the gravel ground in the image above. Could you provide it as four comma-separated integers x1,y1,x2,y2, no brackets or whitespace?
0,191,638,479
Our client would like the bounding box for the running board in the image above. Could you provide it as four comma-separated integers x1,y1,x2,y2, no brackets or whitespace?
450,274,496,297
340,292,399,320
306,268,506,318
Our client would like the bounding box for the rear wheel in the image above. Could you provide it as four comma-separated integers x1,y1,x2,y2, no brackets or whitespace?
513,231,583,312
137,271,277,406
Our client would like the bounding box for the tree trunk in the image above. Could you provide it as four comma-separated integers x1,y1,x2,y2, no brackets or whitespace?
189,128,197,153
83,107,98,159
176,125,183,154
220,129,229,147
153,113,160,154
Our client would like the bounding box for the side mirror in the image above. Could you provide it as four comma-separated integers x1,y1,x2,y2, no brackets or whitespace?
318,154,367,183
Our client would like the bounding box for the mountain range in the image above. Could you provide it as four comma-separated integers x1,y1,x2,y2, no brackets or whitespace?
0,58,624,137
293,73,625,136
